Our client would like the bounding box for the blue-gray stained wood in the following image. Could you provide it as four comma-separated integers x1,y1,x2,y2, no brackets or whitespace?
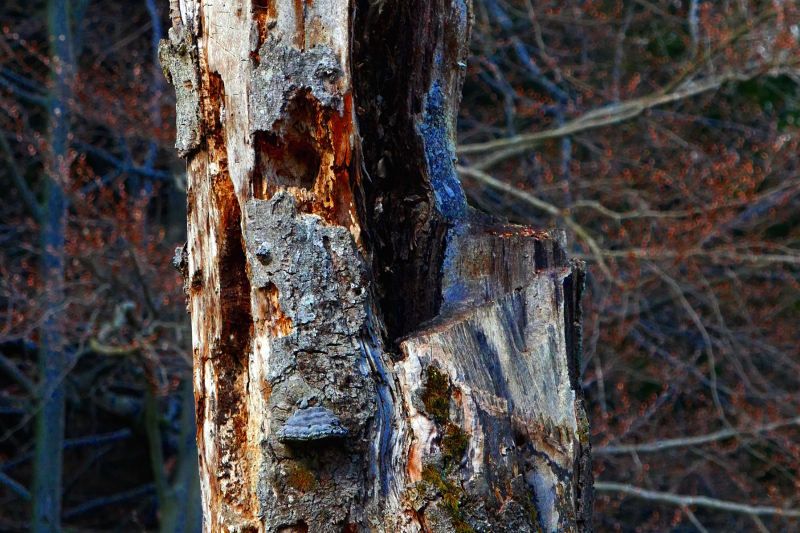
277,406,349,442
400,259,591,533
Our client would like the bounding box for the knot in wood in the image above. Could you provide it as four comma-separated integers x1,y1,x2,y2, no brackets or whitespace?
255,241,272,265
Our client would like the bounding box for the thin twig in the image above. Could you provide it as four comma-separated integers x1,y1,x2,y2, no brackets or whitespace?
595,481,800,517
458,65,790,169
683,506,710,533
0,471,30,501
62,484,155,519
457,165,614,278
1,429,133,472
596,416,800,455
653,266,730,430
568,199,693,220
572,248,800,265
750,514,771,533
0,349,36,394
662,9,778,94
88,338,142,357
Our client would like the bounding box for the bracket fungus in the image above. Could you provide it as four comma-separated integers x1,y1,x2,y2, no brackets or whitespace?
277,406,349,443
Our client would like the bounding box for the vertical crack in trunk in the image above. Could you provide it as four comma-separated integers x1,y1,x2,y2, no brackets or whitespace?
213,154,254,518
353,0,456,339
192,68,259,528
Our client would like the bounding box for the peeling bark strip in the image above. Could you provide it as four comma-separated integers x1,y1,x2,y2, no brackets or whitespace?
161,1,592,532
158,27,201,157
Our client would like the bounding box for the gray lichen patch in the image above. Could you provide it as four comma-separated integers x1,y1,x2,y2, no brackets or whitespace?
244,191,369,337
158,27,201,157
249,36,345,133
244,191,377,530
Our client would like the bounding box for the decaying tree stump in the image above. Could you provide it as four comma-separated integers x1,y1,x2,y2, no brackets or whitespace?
160,0,593,531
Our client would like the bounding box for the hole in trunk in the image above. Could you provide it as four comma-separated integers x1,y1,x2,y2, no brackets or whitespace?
253,91,324,199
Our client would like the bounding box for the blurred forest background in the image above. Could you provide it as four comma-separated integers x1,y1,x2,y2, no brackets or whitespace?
1,0,800,532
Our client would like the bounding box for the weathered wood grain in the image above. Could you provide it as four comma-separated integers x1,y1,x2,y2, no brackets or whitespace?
399,261,591,532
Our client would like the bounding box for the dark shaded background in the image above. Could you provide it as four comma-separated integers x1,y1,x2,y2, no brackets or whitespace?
2,1,800,531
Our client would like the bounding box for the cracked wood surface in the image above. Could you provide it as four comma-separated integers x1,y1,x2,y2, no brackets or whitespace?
161,0,593,531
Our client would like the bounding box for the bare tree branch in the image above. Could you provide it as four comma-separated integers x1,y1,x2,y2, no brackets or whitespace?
596,416,800,455
457,164,614,278
0,349,36,394
457,65,794,169
457,9,784,169
595,481,800,517
0,471,30,501
683,506,710,533
457,165,800,275
572,249,800,266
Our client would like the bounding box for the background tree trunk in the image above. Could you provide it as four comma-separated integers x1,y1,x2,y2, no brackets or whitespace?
31,0,72,530
161,0,593,531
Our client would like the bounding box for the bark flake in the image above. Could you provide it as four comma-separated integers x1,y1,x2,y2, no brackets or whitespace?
159,27,201,157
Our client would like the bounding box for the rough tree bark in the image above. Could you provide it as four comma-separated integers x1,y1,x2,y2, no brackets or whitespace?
160,0,593,532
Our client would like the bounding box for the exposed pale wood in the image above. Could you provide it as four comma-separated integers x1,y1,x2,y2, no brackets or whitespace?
161,0,593,531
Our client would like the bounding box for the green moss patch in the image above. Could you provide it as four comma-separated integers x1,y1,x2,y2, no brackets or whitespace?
421,366,450,423
421,464,475,533
442,424,468,463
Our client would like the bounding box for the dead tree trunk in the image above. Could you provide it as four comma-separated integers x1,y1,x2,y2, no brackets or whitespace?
160,0,593,532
